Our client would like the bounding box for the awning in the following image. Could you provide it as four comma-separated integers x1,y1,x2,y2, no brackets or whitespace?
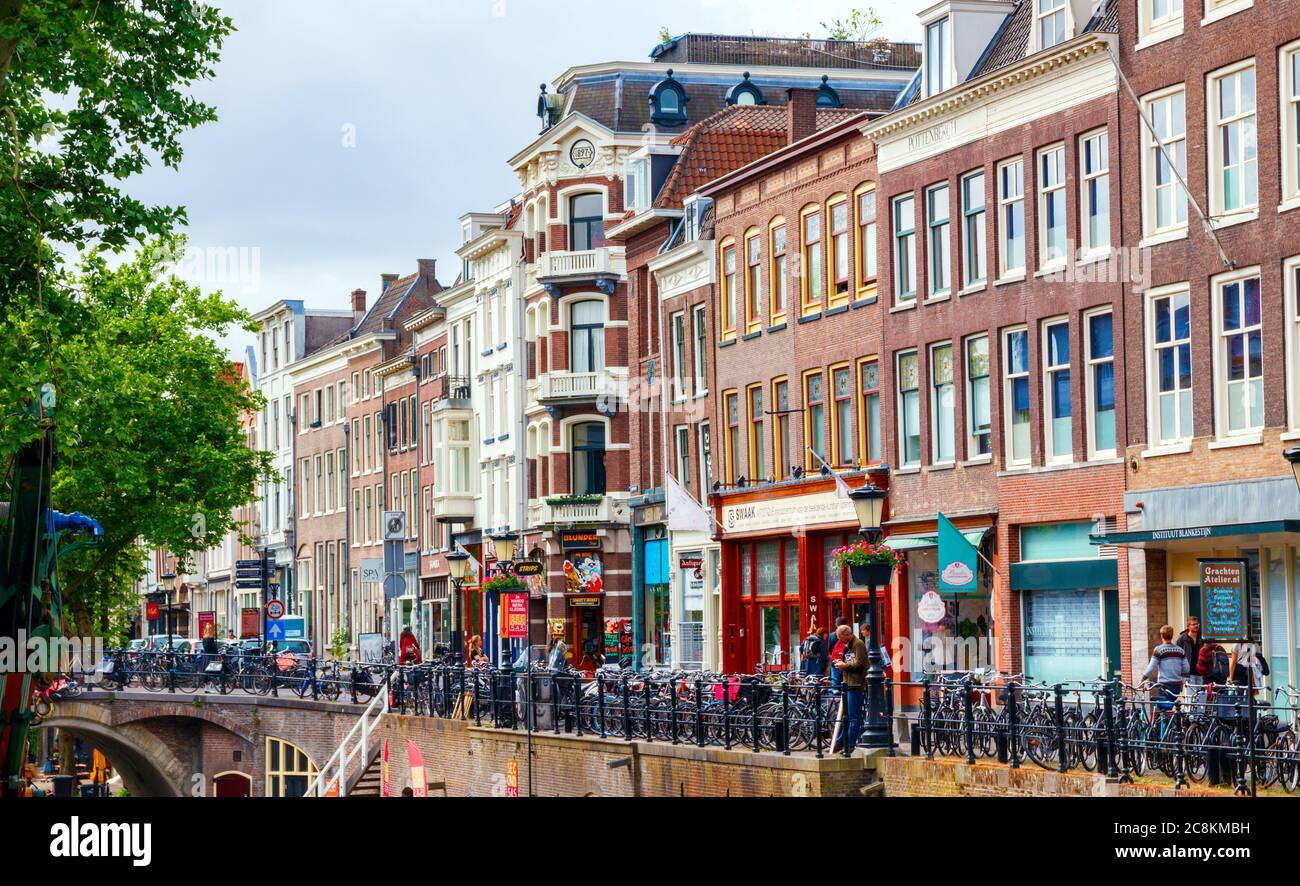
884,528,990,552
1090,519,1300,549
1011,558,1118,592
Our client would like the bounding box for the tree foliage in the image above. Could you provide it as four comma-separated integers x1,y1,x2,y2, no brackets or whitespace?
822,7,883,42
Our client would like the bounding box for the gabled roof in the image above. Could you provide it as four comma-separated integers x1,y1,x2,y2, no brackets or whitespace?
352,268,445,345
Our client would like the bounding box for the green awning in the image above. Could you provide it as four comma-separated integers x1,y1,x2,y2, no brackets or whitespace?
885,528,990,552
1090,519,1300,548
1011,558,1118,592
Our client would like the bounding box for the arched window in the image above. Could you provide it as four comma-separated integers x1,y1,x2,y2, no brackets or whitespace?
725,72,766,107
649,69,690,125
569,300,605,373
571,422,607,496
265,737,318,798
816,75,842,109
569,193,604,252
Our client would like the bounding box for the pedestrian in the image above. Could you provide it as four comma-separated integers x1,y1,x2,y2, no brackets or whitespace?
547,639,568,671
828,617,849,691
1228,641,1269,695
1141,624,1189,710
399,626,422,666
1177,617,1204,709
468,635,488,667
800,626,827,677
830,625,867,754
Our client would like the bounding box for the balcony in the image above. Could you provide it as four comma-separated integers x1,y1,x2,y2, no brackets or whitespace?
536,370,625,406
433,491,476,525
537,247,625,287
428,374,472,410
528,496,616,527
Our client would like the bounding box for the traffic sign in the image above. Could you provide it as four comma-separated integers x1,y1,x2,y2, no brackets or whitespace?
383,573,407,599
265,599,285,620
266,620,286,642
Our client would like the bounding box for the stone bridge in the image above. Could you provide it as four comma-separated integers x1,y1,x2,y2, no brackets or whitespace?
41,690,363,797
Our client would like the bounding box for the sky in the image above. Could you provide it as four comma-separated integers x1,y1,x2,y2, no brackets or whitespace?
128,0,929,358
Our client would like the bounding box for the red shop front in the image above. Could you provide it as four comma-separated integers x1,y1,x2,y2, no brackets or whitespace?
716,474,892,674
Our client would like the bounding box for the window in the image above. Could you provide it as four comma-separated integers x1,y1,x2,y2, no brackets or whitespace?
961,171,986,288
569,300,605,373
831,365,854,467
1084,312,1117,460
1140,0,1183,42
724,391,740,482
1214,271,1263,437
650,74,689,125
829,197,851,303
858,360,881,465
747,385,766,481
1288,259,1300,430
1284,43,1300,203
925,17,949,96
1080,130,1110,254
699,422,714,493
998,159,1025,276
625,157,650,211
745,230,762,331
927,184,951,297
769,220,788,322
1044,319,1072,463
1038,145,1067,269
720,239,738,338
675,426,691,490
893,195,916,302
773,379,791,480
800,206,823,314
804,371,826,470
570,422,606,496
1141,88,1188,237
897,352,921,468
930,344,955,464
265,738,318,798
855,186,877,291
569,193,604,252
967,336,992,457
1209,63,1257,217
1005,328,1032,466
1036,0,1066,51
671,311,686,400
692,304,708,392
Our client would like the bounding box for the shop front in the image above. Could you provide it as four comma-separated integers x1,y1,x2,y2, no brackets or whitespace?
631,497,671,670
558,529,610,670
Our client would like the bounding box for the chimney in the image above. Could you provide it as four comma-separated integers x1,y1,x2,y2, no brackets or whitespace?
417,258,437,285
381,273,398,292
351,288,367,319
786,88,818,145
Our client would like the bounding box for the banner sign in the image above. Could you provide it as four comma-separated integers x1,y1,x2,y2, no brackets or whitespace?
197,611,216,639
407,741,427,798
1200,559,1249,643
506,594,529,639
381,739,390,798
506,758,520,798
240,608,260,639
146,601,160,622
938,513,980,595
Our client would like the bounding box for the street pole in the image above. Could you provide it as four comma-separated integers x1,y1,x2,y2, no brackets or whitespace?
862,573,890,750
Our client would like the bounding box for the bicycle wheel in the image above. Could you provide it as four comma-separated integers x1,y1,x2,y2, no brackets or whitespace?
320,673,342,702
288,668,312,699
1181,720,1208,783
1022,709,1058,771
1125,717,1148,776
1279,730,1300,793
1075,712,1098,772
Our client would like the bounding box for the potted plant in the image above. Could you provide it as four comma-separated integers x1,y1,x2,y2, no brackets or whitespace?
481,574,527,595
831,539,904,587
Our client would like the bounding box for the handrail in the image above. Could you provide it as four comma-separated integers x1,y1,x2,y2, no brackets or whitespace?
305,672,390,797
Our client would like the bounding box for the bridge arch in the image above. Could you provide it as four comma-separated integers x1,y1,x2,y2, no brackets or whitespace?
38,703,188,798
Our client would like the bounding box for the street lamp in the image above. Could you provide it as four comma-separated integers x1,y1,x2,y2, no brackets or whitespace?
446,549,471,659
847,483,891,752
1286,447,1300,495
490,533,518,565
489,533,520,674
160,570,178,655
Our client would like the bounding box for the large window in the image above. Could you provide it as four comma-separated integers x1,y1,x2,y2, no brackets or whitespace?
1038,145,1067,269
930,343,955,464
671,311,686,400
570,422,607,496
569,193,604,251
769,219,788,322
961,170,986,289
1086,310,1117,459
832,364,854,467
1284,42,1300,204
1080,130,1110,254
801,206,824,314
1142,87,1188,237
692,304,708,392
675,426,691,492
804,371,826,469
1148,286,1193,446
747,385,766,481
897,351,921,468
829,197,851,304
858,359,881,465
856,186,878,292
966,335,992,458
720,239,738,338
569,300,605,373
745,230,763,332
1036,0,1067,51
893,195,916,302
1209,62,1257,217
998,159,1025,277
925,17,950,96
266,738,318,798
927,183,951,298
1214,271,1263,437
1004,328,1031,466
1044,319,1073,463
773,379,790,480
1139,0,1183,43
1289,259,1300,431
724,391,740,483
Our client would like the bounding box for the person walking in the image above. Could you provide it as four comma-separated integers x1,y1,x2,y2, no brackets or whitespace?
1176,617,1204,709
801,627,827,677
1142,624,1189,710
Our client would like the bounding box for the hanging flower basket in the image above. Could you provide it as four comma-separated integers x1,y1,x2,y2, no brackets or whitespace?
481,574,527,595
831,540,903,588
849,562,895,587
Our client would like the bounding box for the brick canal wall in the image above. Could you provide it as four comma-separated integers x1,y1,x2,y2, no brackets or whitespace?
378,715,876,797
876,757,1227,798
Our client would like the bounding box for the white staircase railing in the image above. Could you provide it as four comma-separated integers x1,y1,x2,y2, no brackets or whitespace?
305,674,390,797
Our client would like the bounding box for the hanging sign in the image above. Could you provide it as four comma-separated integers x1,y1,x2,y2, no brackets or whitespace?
513,561,544,577
146,601,160,622
506,758,520,797
506,594,529,640
918,591,947,625
1199,559,1249,643
240,608,260,639
938,513,979,595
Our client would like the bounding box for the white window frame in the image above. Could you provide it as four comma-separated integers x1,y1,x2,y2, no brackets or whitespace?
1138,0,1184,49
1282,40,1300,209
926,183,951,299
1079,128,1111,256
1207,60,1258,223
997,158,1025,280
1202,0,1253,29
1042,317,1073,465
675,425,691,491
929,342,955,466
1140,85,1189,242
1084,307,1117,461
1034,0,1068,52
670,310,687,401
1037,144,1067,271
897,350,921,468
925,16,950,97
893,194,917,303
1145,283,1195,450
966,334,992,461
1211,266,1265,441
1003,326,1032,468
1287,258,1300,434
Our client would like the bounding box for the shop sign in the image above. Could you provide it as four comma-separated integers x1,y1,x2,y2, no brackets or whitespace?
146,601,160,622
560,530,601,551
568,596,602,608
679,556,704,578
513,560,544,577
720,490,856,535
197,611,216,638
548,619,566,638
360,559,384,584
506,758,520,798
918,591,947,625
506,594,529,640
239,608,260,639
1200,559,1249,643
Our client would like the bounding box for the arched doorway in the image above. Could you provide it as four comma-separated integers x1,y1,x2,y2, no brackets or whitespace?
213,771,252,798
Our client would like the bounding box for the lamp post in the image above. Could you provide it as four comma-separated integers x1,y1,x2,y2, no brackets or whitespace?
847,483,891,751
490,533,520,672
446,550,471,660
160,570,178,655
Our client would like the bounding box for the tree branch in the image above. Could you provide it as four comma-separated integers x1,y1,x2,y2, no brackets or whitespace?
0,0,24,104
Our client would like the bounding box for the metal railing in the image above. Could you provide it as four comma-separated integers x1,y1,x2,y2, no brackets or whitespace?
305,670,391,797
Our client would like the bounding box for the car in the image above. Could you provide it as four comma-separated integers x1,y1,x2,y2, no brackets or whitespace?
271,639,313,668
145,634,186,652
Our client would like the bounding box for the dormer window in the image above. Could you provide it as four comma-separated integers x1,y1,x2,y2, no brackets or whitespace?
683,195,712,242
815,75,842,109
925,17,950,96
650,70,689,125
1037,0,1068,50
726,72,766,107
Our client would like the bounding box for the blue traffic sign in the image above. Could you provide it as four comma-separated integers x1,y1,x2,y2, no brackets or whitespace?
266,621,286,642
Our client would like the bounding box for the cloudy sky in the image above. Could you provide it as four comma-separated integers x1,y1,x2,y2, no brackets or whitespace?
129,0,928,356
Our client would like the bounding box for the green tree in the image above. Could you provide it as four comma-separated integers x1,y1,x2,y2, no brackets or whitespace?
822,7,883,42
